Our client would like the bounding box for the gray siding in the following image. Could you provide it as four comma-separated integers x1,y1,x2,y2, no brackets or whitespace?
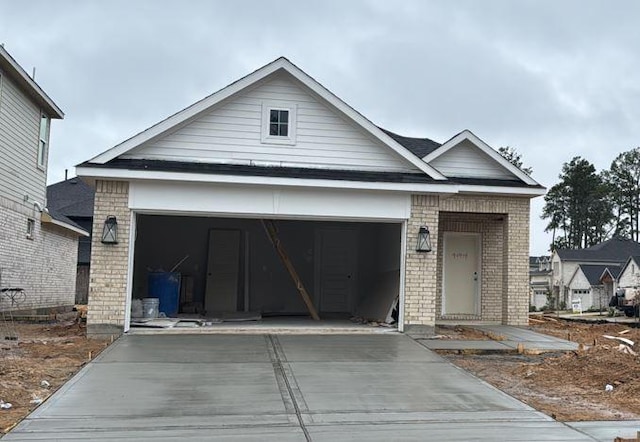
0,70,47,207
124,72,419,173
430,139,516,179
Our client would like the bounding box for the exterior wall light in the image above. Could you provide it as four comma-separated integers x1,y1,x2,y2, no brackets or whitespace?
416,226,432,253
101,216,118,244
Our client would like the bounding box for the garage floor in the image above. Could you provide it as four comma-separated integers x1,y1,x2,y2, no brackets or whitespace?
5,334,596,441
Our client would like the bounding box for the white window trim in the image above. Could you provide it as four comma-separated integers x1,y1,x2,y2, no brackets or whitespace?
38,113,50,170
261,101,297,145
26,218,35,239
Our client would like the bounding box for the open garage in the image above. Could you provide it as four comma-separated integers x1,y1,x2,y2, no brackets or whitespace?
130,214,402,326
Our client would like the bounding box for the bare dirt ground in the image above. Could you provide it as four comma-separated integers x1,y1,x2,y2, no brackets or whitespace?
438,316,640,421
0,320,109,434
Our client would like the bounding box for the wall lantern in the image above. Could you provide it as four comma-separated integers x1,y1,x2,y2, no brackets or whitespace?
416,226,432,253
101,216,118,244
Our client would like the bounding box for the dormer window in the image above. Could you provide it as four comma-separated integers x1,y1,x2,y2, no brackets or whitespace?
261,102,296,145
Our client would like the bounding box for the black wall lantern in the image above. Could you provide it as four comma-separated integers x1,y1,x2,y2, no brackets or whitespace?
416,226,432,253
101,216,118,244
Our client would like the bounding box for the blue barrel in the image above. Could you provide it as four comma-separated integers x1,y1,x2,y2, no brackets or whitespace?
148,272,180,317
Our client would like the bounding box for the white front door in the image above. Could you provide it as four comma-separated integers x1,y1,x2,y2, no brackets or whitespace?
443,232,481,315
316,229,357,313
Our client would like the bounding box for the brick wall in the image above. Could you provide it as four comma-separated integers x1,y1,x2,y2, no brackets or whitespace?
0,195,78,312
403,194,531,330
87,181,130,335
403,195,439,335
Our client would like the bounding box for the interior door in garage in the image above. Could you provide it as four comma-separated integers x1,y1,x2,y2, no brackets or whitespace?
316,229,357,313
205,229,241,313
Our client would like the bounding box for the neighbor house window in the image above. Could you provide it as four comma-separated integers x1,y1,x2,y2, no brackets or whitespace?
261,102,296,145
38,113,50,168
26,218,35,239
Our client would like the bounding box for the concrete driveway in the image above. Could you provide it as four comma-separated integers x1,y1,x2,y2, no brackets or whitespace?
5,333,595,441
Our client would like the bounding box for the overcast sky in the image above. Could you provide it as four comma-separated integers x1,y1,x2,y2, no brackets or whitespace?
2,0,639,255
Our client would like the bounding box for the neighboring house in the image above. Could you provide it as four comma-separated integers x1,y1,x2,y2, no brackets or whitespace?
0,46,88,312
76,57,546,336
566,264,621,311
529,256,552,310
617,256,640,292
551,238,640,306
47,176,96,304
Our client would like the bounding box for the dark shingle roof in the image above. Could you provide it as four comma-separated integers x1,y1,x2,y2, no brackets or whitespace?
46,207,85,231
578,264,620,286
47,178,95,218
557,238,640,263
80,159,436,183
379,127,441,158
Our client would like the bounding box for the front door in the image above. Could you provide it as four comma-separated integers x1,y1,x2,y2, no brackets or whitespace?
442,232,480,316
316,229,357,313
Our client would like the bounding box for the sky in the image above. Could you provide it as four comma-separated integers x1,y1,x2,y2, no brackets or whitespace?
2,0,639,255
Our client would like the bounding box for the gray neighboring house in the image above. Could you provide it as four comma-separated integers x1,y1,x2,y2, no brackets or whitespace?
567,264,621,311
47,176,96,304
551,238,640,307
0,45,88,312
529,256,551,310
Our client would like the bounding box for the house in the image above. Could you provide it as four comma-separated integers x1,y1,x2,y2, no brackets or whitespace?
529,256,552,310
76,57,545,336
0,46,88,313
617,256,640,293
551,238,640,306
47,176,96,304
566,264,621,312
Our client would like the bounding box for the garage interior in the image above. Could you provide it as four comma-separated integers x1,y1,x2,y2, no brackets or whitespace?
130,214,402,329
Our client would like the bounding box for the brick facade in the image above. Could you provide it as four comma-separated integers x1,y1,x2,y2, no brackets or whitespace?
86,182,531,335
403,194,531,331
87,181,130,336
0,195,78,312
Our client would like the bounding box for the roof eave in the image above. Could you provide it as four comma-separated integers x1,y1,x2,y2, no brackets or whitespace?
0,46,64,119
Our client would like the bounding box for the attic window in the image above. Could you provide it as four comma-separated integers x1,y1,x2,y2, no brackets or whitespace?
261,102,296,145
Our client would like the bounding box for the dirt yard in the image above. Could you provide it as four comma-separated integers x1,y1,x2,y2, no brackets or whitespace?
0,320,109,434
440,316,640,421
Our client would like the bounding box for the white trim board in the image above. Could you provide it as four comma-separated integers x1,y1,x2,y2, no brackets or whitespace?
85,57,446,180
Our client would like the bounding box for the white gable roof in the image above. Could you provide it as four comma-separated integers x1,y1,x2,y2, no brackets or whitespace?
423,130,538,185
88,57,446,180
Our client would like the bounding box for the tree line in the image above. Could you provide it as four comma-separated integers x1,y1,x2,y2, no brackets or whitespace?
541,149,640,250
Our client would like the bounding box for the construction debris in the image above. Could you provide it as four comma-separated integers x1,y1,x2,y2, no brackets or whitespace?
603,335,635,347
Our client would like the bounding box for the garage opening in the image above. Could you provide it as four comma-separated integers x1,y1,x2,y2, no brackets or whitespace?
129,215,402,330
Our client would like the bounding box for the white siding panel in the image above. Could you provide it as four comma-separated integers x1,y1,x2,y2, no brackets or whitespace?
619,260,640,288
430,140,516,179
0,73,47,206
123,73,420,173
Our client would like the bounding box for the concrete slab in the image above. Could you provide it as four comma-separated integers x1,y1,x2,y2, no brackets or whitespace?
565,420,640,441
5,333,598,441
419,340,513,351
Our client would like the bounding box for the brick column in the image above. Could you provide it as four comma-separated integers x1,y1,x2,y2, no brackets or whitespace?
87,180,130,337
502,199,530,325
404,195,439,336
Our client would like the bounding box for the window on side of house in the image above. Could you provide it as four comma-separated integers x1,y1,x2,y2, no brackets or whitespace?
38,113,50,169
261,102,296,145
26,218,35,239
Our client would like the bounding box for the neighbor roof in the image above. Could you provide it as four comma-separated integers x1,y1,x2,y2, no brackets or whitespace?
0,45,63,119
556,238,640,263
47,177,95,218
578,264,621,286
